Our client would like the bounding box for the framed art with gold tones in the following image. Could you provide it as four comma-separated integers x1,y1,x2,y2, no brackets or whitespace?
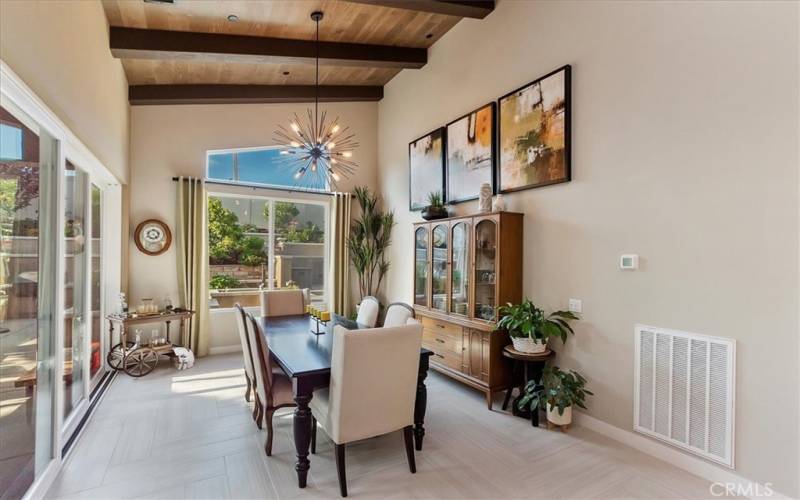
134,219,172,256
446,102,495,204
498,65,571,193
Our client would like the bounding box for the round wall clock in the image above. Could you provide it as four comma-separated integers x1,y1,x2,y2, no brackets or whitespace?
134,219,172,256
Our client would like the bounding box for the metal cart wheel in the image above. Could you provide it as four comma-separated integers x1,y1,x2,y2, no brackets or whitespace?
123,347,159,377
107,342,136,371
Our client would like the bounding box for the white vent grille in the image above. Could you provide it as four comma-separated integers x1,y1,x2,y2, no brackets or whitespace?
634,325,735,467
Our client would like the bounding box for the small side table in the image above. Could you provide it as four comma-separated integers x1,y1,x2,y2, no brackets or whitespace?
501,345,555,427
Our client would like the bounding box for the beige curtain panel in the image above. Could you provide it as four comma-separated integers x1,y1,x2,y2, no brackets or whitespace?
329,192,352,316
176,177,210,357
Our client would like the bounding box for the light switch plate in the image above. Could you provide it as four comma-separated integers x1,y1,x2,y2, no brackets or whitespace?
568,298,582,314
620,254,639,270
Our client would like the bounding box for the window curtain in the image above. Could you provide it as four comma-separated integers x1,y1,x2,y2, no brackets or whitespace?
329,192,352,315
176,177,210,357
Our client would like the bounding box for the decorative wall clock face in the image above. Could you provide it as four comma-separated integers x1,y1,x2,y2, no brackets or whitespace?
134,219,172,256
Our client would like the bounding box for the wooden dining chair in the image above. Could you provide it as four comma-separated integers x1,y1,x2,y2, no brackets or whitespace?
382,302,415,327
309,323,423,497
246,312,296,455
260,288,308,318
355,295,380,327
233,304,256,405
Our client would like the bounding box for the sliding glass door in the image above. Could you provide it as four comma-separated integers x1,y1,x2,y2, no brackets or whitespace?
0,103,58,498
62,161,87,422
89,184,103,387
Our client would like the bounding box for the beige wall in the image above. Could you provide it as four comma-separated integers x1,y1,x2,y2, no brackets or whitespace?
377,0,799,496
0,0,130,184
129,102,378,348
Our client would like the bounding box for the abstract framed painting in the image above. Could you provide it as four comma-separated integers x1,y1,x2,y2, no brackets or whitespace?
408,127,446,211
446,102,495,204
498,65,571,193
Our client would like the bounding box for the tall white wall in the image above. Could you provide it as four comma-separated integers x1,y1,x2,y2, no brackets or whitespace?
377,1,799,495
129,102,378,349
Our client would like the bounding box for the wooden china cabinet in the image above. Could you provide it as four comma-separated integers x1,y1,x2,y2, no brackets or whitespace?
413,211,523,409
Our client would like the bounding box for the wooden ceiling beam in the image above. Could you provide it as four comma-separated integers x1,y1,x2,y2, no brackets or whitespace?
110,27,427,69
344,0,494,19
128,84,384,105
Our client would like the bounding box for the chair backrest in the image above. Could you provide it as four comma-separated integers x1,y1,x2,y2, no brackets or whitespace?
246,312,274,407
260,288,308,318
355,295,380,327
326,323,422,444
234,304,255,381
382,302,415,327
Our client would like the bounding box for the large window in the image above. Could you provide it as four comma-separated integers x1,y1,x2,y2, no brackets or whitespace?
208,194,327,309
207,146,327,191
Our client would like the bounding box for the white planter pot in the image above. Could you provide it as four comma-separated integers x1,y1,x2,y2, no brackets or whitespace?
546,403,572,426
511,337,547,353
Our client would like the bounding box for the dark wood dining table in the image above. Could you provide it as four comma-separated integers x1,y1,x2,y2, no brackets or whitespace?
260,314,433,489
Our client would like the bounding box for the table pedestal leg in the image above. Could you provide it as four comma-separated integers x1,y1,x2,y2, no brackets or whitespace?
293,393,313,488
414,355,430,451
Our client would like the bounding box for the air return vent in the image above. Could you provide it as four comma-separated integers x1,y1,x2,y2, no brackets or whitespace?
634,325,735,467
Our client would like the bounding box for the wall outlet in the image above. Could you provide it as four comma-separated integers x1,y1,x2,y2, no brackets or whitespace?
568,298,582,314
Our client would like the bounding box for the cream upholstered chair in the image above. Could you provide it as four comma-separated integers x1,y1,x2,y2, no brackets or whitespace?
233,304,256,407
382,302,415,327
245,312,296,456
355,295,380,327
260,288,308,317
309,323,423,497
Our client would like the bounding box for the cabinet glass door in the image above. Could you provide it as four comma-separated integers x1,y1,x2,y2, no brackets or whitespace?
414,227,428,307
450,221,470,316
474,219,497,321
431,224,448,311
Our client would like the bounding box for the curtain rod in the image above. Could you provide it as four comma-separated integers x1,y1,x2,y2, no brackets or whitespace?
171,177,352,197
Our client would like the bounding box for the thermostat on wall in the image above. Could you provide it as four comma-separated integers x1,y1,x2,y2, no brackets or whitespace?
620,254,639,270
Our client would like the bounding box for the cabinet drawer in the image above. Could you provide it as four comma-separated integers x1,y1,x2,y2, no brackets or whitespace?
421,316,463,339
423,329,463,355
424,343,464,372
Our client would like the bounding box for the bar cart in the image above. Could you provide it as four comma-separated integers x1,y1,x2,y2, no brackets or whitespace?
105,309,195,377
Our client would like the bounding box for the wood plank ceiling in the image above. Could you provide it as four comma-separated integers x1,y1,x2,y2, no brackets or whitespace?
101,0,494,105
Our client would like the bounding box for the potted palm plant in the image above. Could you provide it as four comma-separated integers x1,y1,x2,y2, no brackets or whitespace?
421,191,448,221
518,366,592,428
496,299,578,353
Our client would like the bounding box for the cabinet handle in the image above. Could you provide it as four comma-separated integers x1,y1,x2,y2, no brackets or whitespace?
434,353,445,359
435,338,445,344
436,324,445,329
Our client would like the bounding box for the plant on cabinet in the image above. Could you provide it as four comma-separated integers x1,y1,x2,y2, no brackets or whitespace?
518,366,592,430
421,190,448,221
496,299,578,353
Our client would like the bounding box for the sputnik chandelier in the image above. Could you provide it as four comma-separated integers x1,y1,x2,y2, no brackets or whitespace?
274,11,358,190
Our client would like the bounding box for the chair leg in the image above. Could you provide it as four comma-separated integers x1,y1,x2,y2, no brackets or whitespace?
335,443,347,497
254,397,263,430
245,375,252,403
311,416,317,454
265,408,276,456
403,426,416,474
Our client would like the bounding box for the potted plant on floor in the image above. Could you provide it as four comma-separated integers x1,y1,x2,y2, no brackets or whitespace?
421,191,448,221
518,366,592,429
496,299,578,353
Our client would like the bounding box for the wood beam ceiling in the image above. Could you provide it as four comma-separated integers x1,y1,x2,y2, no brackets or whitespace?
343,0,494,19
110,27,427,69
128,84,383,106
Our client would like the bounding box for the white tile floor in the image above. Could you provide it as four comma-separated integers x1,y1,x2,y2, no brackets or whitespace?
46,353,716,499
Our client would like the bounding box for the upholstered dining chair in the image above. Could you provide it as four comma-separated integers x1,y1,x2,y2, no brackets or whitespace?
260,288,308,318
234,304,256,405
355,295,380,327
382,302,415,327
245,312,296,456
309,323,423,497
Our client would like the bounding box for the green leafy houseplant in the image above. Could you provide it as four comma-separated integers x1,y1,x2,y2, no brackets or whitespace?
421,190,448,221
347,186,395,301
518,366,593,418
496,299,578,353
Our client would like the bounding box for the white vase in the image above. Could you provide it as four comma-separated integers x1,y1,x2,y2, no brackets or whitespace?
511,337,547,353
478,182,492,212
547,403,572,426
492,194,506,212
